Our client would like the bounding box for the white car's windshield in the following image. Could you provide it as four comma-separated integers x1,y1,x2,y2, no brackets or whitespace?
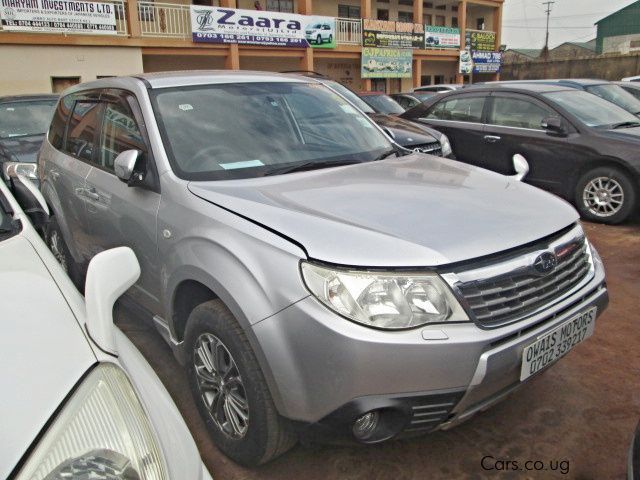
151,82,392,180
543,90,640,128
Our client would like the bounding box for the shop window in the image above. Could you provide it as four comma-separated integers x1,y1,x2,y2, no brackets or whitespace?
451,16,458,28
372,79,387,93
398,11,413,23
377,0,389,3
423,2,433,7
377,9,389,20
452,5,458,11
192,0,214,5
435,4,446,10
266,0,293,13
477,17,485,30
420,75,432,86
398,0,413,5
434,75,445,84
423,13,432,24
338,4,361,18
435,15,445,26
51,77,80,94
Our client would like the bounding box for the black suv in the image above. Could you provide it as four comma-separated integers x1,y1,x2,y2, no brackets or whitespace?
402,83,640,223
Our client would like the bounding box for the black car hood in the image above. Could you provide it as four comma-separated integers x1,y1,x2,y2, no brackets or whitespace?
368,113,440,147
0,134,45,164
597,125,640,142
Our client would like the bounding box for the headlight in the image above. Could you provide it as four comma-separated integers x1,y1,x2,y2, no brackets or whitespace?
16,363,167,480
3,161,38,180
439,133,453,157
301,261,469,329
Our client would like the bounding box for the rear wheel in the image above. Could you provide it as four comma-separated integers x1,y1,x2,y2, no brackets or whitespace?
575,166,636,224
46,216,83,288
185,299,296,466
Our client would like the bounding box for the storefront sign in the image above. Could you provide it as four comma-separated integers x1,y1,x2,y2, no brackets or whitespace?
458,49,472,74
466,30,496,52
424,26,460,49
0,0,117,34
362,19,424,49
471,51,502,73
361,47,412,78
190,6,335,48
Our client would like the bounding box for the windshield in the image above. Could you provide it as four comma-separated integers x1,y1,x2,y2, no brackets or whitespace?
360,94,406,115
412,92,436,101
323,80,375,113
543,90,639,128
585,84,640,115
151,82,392,180
0,100,57,139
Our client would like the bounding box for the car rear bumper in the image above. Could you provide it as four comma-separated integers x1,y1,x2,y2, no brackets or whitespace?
251,254,607,442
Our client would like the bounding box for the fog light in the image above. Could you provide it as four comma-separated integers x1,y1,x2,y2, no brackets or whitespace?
352,411,380,441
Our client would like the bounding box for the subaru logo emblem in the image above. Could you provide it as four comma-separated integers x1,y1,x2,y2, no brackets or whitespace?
533,252,557,275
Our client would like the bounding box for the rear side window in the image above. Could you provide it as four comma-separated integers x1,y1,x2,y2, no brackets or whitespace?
64,101,101,162
427,96,485,123
488,97,556,130
98,100,146,172
48,96,73,149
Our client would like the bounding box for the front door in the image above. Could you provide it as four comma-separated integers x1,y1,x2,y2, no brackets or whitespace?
83,90,162,312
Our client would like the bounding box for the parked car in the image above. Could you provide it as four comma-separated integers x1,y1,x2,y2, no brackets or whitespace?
483,79,640,118
621,75,640,82
286,72,451,156
402,82,640,223
0,176,211,480
391,91,437,110
414,84,464,94
615,81,640,101
0,94,57,184
358,91,406,115
305,22,332,45
40,71,608,466
629,420,640,480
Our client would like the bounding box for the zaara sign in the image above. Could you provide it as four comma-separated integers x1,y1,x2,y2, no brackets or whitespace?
190,6,336,48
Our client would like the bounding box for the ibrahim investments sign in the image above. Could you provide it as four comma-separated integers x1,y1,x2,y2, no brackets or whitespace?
0,0,117,34
190,6,336,48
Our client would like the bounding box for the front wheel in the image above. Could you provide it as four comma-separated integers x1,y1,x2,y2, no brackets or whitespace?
46,216,84,289
328,34,333,43
185,300,296,466
575,166,636,224
316,34,322,45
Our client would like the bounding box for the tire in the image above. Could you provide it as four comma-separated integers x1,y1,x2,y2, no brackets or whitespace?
185,299,296,466
328,34,333,44
574,166,637,224
45,216,84,289
316,34,322,45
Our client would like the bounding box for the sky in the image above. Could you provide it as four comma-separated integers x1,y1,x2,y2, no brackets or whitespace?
502,0,637,49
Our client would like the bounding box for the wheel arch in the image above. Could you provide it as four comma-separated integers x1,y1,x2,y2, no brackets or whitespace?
570,156,639,199
40,179,83,263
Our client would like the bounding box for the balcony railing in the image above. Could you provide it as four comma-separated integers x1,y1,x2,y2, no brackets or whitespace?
336,18,362,45
138,1,191,38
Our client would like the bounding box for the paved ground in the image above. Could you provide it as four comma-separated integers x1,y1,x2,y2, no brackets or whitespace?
118,217,640,479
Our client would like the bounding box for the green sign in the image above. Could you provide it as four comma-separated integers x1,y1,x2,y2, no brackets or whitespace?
466,30,496,52
424,26,460,49
361,47,412,78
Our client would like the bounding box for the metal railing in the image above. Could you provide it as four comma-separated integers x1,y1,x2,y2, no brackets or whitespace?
0,0,128,35
336,17,362,45
138,1,191,38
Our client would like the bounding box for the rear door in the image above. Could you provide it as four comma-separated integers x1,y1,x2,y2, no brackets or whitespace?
83,89,162,312
414,92,489,163
482,92,574,194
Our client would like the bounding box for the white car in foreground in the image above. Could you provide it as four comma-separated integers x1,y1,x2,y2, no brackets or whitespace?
0,177,211,480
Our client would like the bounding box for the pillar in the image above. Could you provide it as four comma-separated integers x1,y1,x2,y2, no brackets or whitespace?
226,44,240,70
413,58,422,88
300,47,314,71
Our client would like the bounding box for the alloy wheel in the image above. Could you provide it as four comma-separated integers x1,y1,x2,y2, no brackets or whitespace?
49,230,68,273
194,333,249,439
582,176,625,218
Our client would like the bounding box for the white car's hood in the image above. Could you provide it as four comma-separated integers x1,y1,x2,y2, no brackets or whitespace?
0,235,96,479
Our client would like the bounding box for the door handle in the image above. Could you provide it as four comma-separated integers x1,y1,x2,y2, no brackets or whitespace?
85,187,100,201
484,135,501,143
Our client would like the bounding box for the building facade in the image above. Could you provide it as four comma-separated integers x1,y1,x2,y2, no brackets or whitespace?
596,0,640,55
0,0,503,95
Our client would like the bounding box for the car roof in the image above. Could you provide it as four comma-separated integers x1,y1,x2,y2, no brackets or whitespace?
358,91,388,96
0,94,58,103
487,79,608,87
466,82,576,93
64,70,314,94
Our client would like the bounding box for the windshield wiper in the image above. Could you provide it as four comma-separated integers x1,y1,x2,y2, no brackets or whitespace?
612,121,640,129
373,148,401,161
263,159,362,176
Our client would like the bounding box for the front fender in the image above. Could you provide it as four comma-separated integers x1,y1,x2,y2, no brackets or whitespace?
40,177,83,263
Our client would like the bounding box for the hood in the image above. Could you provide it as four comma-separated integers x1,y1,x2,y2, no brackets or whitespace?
0,134,45,164
188,154,579,267
369,113,440,147
597,125,640,142
0,235,95,479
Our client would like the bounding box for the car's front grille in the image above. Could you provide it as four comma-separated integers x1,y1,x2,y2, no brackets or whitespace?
412,142,442,156
454,230,592,328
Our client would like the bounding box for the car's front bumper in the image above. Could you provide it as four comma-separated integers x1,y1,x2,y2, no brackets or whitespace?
252,255,607,443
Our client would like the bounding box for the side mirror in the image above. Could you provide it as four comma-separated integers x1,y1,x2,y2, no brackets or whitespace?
381,126,396,140
114,150,141,183
10,174,50,233
541,116,566,136
84,247,140,354
512,154,529,182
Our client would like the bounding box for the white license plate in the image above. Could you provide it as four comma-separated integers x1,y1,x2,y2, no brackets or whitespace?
520,307,597,381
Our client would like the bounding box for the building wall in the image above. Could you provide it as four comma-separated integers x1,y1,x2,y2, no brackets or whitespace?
596,0,640,53
0,45,143,95
419,59,457,85
502,51,537,64
548,44,596,60
315,57,363,90
143,54,225,72
602,33,640,55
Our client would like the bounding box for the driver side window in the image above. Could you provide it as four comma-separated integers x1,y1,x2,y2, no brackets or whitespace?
98,99,146,172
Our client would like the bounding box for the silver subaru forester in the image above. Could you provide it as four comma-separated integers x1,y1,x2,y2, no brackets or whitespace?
39,71,608,466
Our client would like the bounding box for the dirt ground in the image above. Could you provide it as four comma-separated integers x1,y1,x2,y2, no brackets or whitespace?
118,216,640,479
